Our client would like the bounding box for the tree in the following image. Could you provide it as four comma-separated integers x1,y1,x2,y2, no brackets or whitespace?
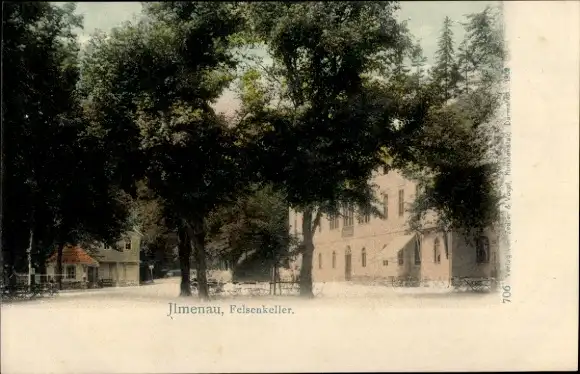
410,44,428,86
2,2,77,285
2,3,132,290
456,6,505,93
79,2,247,299
206,184,297,282
456,39,474,95
431,16,460,100
131,181,179,278
400,101,502,235
240,2,416,297
399,6,506,239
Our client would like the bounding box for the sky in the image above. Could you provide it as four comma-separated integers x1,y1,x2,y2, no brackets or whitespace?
64,1,498,114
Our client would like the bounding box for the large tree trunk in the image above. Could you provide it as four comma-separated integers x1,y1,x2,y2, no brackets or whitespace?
0,99,4,287
34,235,48,283
299,239,315,298
177,224,192,296
38,262,47,283
188,218,209,301
0,231,4,287
154,243,166,278
299,207,315,298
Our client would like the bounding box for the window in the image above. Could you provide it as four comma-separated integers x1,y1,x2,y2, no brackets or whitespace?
348,207,354,226
329,214,340,230
414,240,421,265
383,194,389,219
382,260,389,266
364,210,371,224
66,265,76,280
361,248,367,267
343,204,354,227
125,241,131,250
103,244,111,250
318,253,323,269
398,189,404,217
476,236,490,263
332,251,336,269
359,208,371,224
397,250,404,265
433,238,441,264
415,184,420,197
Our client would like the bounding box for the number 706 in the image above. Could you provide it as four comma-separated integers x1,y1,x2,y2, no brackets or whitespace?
502,285,511,303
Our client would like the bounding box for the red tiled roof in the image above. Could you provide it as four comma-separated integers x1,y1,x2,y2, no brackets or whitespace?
47,245,99,265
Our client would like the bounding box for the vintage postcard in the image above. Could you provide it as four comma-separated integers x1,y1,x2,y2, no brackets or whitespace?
1,1,577,373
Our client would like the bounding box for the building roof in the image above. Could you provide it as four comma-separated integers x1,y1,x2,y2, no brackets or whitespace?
47,245,99,265
130,228,144,237
94,248,139,264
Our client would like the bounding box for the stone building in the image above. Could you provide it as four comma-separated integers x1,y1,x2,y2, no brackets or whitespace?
289,170,499,286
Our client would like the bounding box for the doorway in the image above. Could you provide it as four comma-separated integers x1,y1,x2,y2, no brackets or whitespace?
345,246,352,281
87,266,98,287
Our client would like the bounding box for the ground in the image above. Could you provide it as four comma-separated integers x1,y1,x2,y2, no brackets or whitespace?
0,278,566,373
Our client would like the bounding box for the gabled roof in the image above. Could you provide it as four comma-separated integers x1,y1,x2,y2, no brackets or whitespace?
47,245,99,265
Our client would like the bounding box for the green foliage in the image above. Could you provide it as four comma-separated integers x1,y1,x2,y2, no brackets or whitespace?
2,3,131,278
79,2,248,297
131,181,179,272
206,184,297,269
2,1,507,293
403,102,502,233
431,16,460,100
456,5,506,93
238,2,417,296
240,2,411,213
400,6,506,236
80,3,247,218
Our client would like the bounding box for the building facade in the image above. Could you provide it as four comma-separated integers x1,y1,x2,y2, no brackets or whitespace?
289,170,499,285
46,230,142,287
94,230,142,286
46,245,100,287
